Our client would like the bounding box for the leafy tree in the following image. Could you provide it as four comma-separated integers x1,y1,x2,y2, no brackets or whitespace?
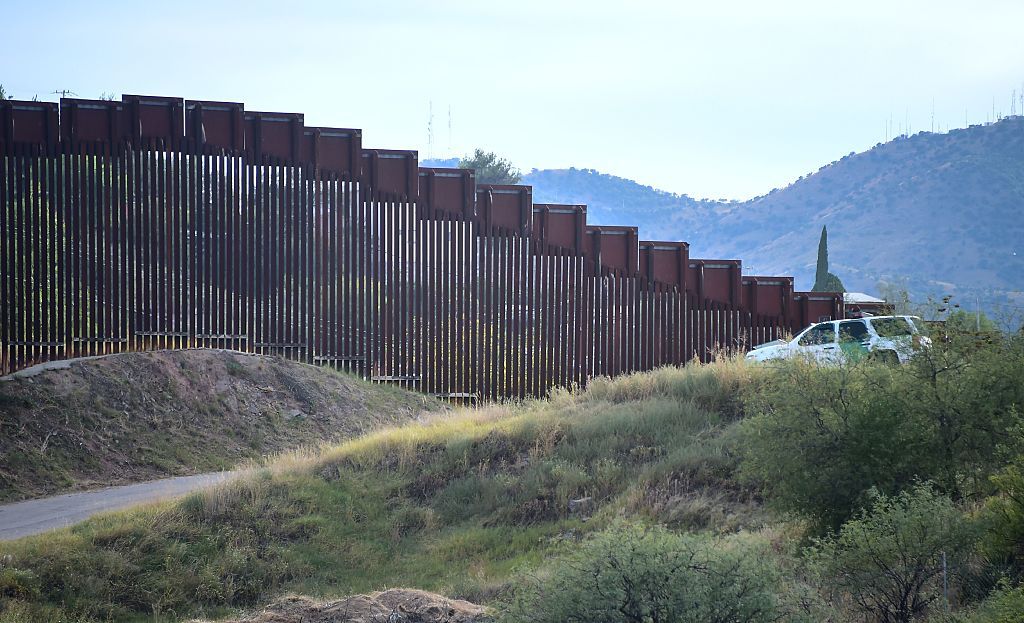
459,148,521,185
807,484,976,623
500,522,788,623
812,225,845,293
945,308,996,334
0,84,9,100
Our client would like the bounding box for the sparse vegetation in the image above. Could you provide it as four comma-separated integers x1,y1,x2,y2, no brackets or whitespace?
806,484,976,623
0,350,440,502
1,327,1021,622
499,521,788,623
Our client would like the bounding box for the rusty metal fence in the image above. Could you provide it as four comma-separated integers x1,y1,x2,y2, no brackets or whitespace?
0,95,842,400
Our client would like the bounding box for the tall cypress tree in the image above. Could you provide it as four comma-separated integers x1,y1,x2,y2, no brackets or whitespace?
813,225,845,292
813,226,829,291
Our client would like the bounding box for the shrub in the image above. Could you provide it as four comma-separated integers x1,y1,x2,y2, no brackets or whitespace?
739,332,1024,530
738,359,935,530
962,580,1024,623
807,484,977,623
980,450,1024,569
499,521,786,623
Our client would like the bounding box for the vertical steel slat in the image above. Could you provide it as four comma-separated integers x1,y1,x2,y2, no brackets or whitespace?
551,246,561,393
15,148,27,368
0,148,9,374
212,153,222,349
115,142,126,353
27,150,39,366
89,142,101,357
253,157,263,355
355,180,364,377
403,198,412,388
423,216,433,394
509,231,518,397
272,159,281,357
235,152,243,353
368,192,379,380
153,141,164,350
101,142,112,355
453,214,464,396
38,150,51,364
566,250,575,391
281,160,291,359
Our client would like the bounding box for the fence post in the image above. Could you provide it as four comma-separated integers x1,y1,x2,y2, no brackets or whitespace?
942,550,949,612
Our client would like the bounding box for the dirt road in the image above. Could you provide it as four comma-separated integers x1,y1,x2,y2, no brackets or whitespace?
0,471,239,541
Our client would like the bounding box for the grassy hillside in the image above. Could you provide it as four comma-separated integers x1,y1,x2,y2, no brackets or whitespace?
0,350,440,502
0,361,764,622
515,117,1024,318
2,331,1022,622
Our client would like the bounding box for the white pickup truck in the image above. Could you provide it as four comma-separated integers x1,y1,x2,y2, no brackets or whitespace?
745,315,931,365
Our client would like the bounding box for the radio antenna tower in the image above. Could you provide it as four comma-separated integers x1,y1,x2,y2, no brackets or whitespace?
427,100,434,160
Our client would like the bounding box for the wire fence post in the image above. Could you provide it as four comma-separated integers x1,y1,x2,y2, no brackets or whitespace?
942,550,949,612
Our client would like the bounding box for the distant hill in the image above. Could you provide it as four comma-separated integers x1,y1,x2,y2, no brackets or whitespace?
423,119,1024,320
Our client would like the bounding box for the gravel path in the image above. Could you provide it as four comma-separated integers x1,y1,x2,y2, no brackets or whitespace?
0,471,240,541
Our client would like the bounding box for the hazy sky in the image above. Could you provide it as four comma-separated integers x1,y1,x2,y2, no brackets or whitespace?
3,0,1023,199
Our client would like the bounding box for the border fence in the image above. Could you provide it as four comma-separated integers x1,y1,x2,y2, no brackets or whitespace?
0,95,843,400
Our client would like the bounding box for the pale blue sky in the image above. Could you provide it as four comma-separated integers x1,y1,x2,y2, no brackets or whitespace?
3,0,1022,199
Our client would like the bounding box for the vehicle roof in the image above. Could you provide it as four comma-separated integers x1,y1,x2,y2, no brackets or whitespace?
799,315,920,331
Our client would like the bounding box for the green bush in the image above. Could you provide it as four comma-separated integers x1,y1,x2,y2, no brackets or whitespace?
807,484,977,623
499,521,788,623
738,332,1024,530
962,580,1024,623
980,450,1024,569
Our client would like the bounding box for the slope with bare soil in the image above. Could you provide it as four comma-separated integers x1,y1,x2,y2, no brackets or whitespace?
0,350,441,502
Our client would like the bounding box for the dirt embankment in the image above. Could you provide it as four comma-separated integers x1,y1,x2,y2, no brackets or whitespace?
0,350,441,503
196,590,491,623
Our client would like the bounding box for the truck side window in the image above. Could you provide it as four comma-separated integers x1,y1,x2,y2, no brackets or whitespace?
839,320,869,343
871,317,914,337
799,324,835,346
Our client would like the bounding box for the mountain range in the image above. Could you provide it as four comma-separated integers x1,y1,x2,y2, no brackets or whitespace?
425,116,1024,321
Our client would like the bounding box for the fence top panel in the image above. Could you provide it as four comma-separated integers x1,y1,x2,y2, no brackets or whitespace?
0,100,59,153
363,149,418,201
741,276,794,317
533,204,586,253
59,98,128,145
639,240,689,288
792,292,845,325
185,100,245,152
302,126,362,179
243,110,304,163
585,225,639,276
122,95,184,146
419,168,475,219
687,258,741,306
477,184,533,234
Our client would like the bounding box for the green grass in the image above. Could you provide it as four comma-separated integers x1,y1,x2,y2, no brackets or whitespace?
0,359,765,622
